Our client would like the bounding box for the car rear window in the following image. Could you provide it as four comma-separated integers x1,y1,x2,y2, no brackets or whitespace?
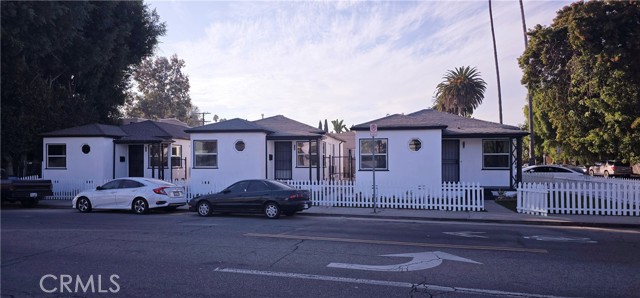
610,161,629,166
267,180,296,190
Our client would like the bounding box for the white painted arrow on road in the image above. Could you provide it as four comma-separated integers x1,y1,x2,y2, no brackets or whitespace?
443,231,488,238
327,251,481,272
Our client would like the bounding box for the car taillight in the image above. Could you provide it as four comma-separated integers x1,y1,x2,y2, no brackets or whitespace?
289,193,304,199
153,187,169,195
611,166,616,171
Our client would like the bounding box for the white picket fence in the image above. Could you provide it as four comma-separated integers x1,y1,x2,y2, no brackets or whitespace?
24,176,485,211
286,180,484,211
517,182,640,216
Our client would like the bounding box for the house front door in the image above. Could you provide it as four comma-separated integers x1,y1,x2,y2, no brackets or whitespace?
129,145,144,177
274,142,292,180
442,140,460,182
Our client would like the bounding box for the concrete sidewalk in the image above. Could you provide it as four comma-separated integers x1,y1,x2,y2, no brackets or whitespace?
33,199,640,229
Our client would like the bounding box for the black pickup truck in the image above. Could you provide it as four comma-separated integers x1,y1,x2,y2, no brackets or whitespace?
1,170,53,207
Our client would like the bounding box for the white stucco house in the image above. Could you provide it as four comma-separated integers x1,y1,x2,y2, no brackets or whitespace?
350,109,527,191
185,115,344,193
41,120,191,183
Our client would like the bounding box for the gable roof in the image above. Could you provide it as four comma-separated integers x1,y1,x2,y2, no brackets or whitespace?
185,118,272,133
40,124,127,138
352,109,527,137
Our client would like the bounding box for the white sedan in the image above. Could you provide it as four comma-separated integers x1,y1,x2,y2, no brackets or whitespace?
523,165,587,177
72,178,186,214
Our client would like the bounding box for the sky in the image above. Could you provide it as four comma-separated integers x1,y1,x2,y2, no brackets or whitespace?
147,0,573,129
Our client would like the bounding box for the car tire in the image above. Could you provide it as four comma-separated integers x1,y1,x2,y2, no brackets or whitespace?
197,201,212,217
284,211,296,217
604,171,609,178
264,202,280,219
132,198,149,214
77,197,92,213
21,198,38,208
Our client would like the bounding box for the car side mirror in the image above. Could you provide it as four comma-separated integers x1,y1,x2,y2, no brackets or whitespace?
96,186,103,191
222,189,231,194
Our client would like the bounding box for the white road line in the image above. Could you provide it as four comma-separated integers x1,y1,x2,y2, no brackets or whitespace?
214,267,580,298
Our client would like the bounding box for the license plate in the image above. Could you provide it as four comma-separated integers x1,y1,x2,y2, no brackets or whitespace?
304,204,309,209
173,191,182,197
30,193,37,198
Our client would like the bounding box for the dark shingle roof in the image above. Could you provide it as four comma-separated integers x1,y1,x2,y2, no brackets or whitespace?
40,124,127,138
116,121,189,143
352,109,527,137
41,120,189,143
254,115,325,140
351,113,447,131
185,118,272,133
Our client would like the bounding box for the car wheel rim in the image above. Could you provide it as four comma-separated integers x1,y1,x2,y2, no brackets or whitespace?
78,199,88,211
265,205,277,218
198,203,209,215
134,200,146,213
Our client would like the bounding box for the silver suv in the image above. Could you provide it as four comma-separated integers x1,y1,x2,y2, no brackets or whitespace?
588,160,632,178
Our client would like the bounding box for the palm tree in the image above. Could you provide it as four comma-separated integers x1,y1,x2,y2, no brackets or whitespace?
331,119,348,133
433,66,487,117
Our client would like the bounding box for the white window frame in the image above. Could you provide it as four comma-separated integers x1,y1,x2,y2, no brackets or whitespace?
171,145,182,169
296,141,318,167
193,140,218,168
482,139,510,169
359,138,388,171
46,144,67,169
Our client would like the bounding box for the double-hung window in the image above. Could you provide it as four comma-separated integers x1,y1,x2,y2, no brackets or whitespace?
483,139,510,169
194,140,218,168
171,145,182,168
296,141,318,167
359,139,388,170
47,144,67,168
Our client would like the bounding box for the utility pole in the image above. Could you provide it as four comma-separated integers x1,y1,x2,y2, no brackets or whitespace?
489,0,503,124
520,0,535,164
197,112,211,126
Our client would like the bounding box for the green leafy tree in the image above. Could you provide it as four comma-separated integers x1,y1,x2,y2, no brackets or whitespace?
519,1,640,164
331,119,349,133
1,1,165,175
433,66,487,117
125,54,200,126
318,120,323,130
323,119,329,133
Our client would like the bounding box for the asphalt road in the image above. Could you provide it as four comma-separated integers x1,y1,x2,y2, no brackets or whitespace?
2,207,639,298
